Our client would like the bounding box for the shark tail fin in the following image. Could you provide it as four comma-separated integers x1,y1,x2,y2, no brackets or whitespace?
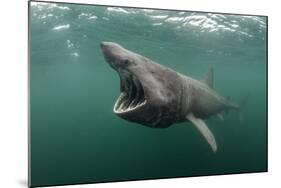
224,96,231,115
237,95,249,123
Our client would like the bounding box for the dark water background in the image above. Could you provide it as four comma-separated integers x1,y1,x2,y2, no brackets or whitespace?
30,1,267,187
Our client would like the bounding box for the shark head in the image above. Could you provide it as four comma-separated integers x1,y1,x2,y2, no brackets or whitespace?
100,42,182,127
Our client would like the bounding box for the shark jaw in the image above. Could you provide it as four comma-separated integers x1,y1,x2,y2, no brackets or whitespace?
113,69,147,114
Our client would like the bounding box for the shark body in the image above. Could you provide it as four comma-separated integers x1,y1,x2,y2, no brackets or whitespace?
100,41,242,152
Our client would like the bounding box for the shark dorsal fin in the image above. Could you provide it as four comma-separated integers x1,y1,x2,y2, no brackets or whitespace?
203,67,214,88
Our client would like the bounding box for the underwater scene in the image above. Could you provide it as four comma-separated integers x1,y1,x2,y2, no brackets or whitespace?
29,1,267,187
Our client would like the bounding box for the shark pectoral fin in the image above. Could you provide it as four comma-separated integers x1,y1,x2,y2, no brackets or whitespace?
217,113,224,121
186,113,217,153
202,67,214,88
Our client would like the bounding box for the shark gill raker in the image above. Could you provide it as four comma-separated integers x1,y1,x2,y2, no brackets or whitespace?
100,41,246,153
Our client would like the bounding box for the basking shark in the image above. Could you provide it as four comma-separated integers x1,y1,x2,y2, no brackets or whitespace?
100,41,244,153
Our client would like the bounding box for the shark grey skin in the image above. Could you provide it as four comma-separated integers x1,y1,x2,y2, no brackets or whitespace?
100,41,242,152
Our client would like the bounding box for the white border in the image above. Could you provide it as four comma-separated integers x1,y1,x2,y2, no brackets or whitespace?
1,0,280,188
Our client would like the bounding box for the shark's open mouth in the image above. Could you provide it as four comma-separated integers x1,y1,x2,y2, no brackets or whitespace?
114,70,146,113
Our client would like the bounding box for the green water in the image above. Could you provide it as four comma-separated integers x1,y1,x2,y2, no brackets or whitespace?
29,1,267,187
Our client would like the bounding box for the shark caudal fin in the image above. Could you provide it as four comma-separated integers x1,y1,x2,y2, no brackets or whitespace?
235,95,249,123
186,113,217,153
227,95,248,123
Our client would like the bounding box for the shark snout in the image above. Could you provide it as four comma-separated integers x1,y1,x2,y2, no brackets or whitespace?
100,41,116,65
100,41,120,52
100,41,112,56
100,41,111,49
100,41,132,69
100,41,105,48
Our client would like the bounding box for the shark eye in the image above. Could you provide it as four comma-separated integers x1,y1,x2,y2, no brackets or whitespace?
124,59,130,66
